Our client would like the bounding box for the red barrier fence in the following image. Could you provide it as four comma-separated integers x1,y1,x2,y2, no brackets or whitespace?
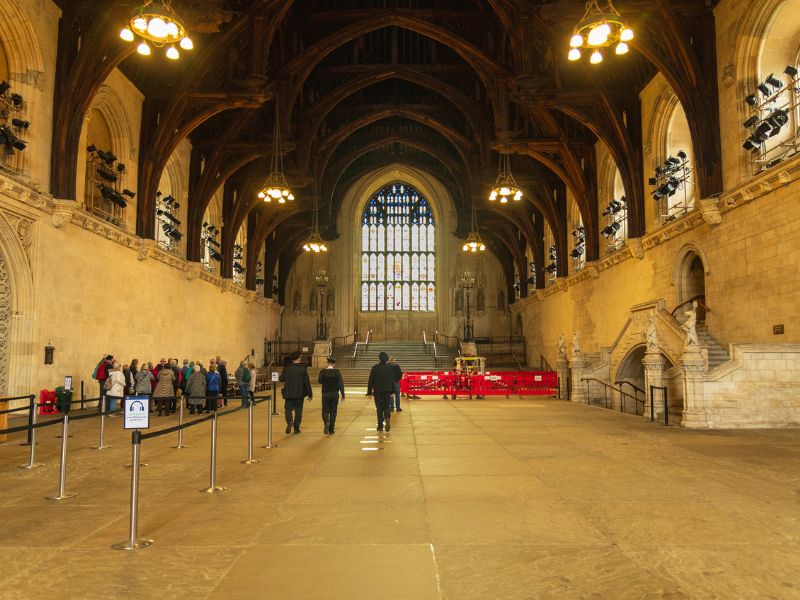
400,371,558,398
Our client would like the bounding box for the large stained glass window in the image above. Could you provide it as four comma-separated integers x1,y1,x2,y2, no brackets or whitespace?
361,183,435,312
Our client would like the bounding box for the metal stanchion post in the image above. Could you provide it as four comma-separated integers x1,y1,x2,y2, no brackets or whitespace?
663,389,669,426
93,396,111,449
272,382,278,415
242,401,261,464
113,432,153,550
649,385,655,422
19,404,44,469
200,410,225,493
80,381,85,411
20,394,34,446
263,395,277,449
173,397,187,449
46,414,77,500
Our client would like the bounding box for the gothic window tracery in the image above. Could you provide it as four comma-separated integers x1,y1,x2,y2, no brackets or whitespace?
360,183,435,312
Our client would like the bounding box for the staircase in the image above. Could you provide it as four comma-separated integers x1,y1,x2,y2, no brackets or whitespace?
326,341,460,388
696,324,730,369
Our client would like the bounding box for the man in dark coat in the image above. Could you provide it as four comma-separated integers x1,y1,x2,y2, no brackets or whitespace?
279,351,312,434
318,356,345,435
367,351,395,432
217,358,229,407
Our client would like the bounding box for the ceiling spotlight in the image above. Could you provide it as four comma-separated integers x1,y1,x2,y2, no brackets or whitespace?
11,119,29,129
0,81,10,95
765,73,783,90
742,115,759,129
757,83,771,97
785,65,798,78
742,139,758,151
744,94,758,106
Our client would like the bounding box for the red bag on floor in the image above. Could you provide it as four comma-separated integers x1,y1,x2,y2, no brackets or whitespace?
216,394,224,409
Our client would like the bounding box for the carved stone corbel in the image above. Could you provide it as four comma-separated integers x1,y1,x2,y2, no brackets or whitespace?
697,196,722,225
185,262,203,281
627,238,644,260
50,199,75,228
137,238,156,261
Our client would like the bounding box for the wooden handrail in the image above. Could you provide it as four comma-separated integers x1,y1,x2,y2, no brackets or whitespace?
671,294,710,318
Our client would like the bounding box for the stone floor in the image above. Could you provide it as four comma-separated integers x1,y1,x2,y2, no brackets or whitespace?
1,392,799,599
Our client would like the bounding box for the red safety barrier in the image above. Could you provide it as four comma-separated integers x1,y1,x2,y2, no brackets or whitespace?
39,389,58,415
401,371,558,398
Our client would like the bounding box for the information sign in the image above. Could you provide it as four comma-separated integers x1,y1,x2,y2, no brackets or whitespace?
271,372,280,382
123,396,150,430
302,347,309,353
534,375,542,382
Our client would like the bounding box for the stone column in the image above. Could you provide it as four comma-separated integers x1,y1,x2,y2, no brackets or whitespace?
311,341,330,369
568,355,587,403
556,357,570,399
642,349,665,420
679,348,708,428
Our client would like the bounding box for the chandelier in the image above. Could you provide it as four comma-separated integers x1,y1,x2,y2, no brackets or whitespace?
303,195,328,253
489,152,523,204
567,1,633,64
258,99,295,203
462,197,486,252
120,1,194,60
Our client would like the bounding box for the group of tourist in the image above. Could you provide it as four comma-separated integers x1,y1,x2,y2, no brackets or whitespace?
91,349,404,435
92,354,259,416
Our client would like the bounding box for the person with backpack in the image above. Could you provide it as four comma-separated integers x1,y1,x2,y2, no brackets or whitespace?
93,355,114,414
205,363,222,413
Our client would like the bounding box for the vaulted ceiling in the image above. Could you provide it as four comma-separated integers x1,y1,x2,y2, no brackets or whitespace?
50,0,722,299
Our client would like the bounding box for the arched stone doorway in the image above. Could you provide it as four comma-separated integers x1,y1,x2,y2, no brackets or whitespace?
677,251,707,322
616,344,676,415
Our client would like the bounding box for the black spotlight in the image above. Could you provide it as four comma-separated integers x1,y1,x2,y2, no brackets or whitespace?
742,139,758,151
676,150,688,160
11,118,29,129
785,65,799,78
9,93,22,106
87,144,97,153
757,83,771,97
765,73,783,90
742,115,759,129
0,81,9,95
96,167,117,182
122,189,136,198
745,94,758,106
648,177,657,186
116,163,126,173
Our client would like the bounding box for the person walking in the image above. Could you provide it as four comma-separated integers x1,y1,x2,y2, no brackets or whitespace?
318,356,345,435
389,356,403,412
153,363,176,417
279,351,312,434
235,361,251,408
205,363,222,413
217,358,229,406
367,351,395,432
105,362,126,416
134,363,155,412
185,362,206,415
248,362,258,404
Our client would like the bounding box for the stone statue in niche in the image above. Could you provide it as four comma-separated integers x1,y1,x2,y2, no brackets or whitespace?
572,331,582,356
455,289,464,312
557,334,567,359
644,317,659,350
681,300,699,348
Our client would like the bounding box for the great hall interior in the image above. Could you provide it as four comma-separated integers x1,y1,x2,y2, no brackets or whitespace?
0,1,798,598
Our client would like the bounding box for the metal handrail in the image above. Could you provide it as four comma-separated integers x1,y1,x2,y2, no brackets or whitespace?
351,329,372,358
615,380,645,399
540,354,553,371
671,294,710,318
434,330,460,348
581,378,645,415
332,332,357,350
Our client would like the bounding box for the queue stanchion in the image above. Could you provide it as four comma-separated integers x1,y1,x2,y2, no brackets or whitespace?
93,396,111,450
173,397,187,449
200,409,225,493
20,394,35,446
80,381,85,411
46,413,77,500
241,399,261,464
18,402,44,469
271,381,278,415
112,431,153,550
263,394,277,449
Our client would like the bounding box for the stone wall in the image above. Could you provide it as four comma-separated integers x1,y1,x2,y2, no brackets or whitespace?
0,173,276,399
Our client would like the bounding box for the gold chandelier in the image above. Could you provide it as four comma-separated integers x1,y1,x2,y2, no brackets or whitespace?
568,1,633,65
489,152,523,204
120,1,194,60
462,197,486,252
303,195,327,253
258,99,295,203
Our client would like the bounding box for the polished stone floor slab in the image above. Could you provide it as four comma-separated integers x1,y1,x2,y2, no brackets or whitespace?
1,393,799,599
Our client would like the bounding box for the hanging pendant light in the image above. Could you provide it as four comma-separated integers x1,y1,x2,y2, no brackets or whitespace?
462,196,486,253
566,1,633,65
258,98,295,204
489,152,523,204
303,195,328,253
120,1,194,61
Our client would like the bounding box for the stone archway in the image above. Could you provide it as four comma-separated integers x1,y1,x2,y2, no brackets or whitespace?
0,254,10,394
673,245,708,322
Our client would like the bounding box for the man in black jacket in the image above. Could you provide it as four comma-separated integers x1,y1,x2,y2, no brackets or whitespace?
318,356,345,435
367,351,395,432
279,351,312,434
